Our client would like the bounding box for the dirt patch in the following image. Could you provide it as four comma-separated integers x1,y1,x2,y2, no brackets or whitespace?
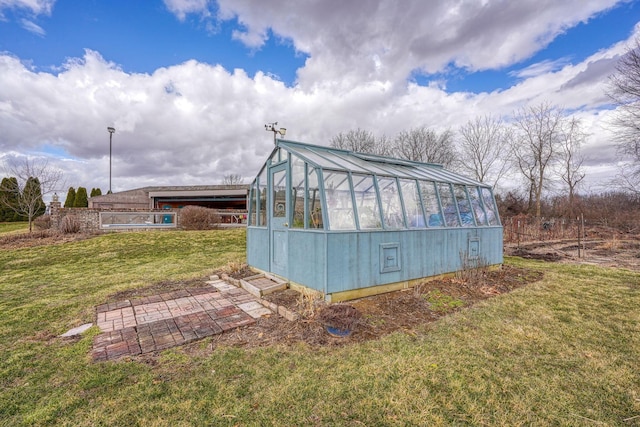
179,265,543,354
504,237,640,271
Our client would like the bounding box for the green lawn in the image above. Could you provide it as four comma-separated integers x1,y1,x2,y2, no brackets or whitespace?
1,229,639,426
0,222,29,234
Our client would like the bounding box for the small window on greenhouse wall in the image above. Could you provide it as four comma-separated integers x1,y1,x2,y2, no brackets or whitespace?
419,181,444,227
481,187,500,225
453,184,474,227
377,177,405,229
400,179,425,228
467,186,488,226
324,171,356,230
308,166,323,229
352,174,381,229
258,167,267,226
249,182,257,225
291,155,305,228
438,182,460,227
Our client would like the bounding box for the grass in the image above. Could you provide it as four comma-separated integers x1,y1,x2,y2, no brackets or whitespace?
1,229,639,425
0,222,29,234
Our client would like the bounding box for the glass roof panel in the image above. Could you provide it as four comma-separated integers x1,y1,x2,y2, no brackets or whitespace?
305,147,371,173
287,146,338,169
331,152,399,176
278,140,487,187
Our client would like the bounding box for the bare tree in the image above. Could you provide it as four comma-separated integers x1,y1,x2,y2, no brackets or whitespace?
330,128,377,153
607,37,640,192
511,102,565,217
392,126,456,167
0,157,64,231
373,134,394,157
558,117,586,217
222,174,243,185
457,115,511,188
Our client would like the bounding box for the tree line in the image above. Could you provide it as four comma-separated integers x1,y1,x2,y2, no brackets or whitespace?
330,37,640,221
330,101,586,218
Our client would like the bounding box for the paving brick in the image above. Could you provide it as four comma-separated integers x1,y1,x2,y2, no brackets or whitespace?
95,303,110,314
92,280,267,361
237,301,265,312
245,307,273,319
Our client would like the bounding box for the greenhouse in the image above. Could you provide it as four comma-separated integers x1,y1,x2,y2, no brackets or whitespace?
247,139,503,302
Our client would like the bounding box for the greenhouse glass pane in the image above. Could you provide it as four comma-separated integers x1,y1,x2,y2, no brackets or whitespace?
377,177,405,229
400,179,425,228
248,182,257,226
293,147,342,169
352,174,381,229
310,150,369,173
291,156,305,228
272,169,287,218
419,181,444,227
454,184,475,227
467,186,488,226
332,152,391,175
308,167,323,229
324,171,356,230
258,167,267,227
481,187,500,225
438,182,460,227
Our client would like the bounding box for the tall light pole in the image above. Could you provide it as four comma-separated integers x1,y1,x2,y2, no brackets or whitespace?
107,126,115,194
265,122,286,144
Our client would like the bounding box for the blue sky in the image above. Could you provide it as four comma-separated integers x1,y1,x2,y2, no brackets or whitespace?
0,0,639,196
0,0,308,84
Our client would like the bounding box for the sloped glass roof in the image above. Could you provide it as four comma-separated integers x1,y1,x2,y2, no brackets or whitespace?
279,140,485,187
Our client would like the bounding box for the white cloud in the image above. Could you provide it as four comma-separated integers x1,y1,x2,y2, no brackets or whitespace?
162,0,211,21
19,18,44,36
0,0,635,196
212,0,623,88
0,0,54,15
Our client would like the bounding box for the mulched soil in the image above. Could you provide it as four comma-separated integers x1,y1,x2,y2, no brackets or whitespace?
179,265,543,353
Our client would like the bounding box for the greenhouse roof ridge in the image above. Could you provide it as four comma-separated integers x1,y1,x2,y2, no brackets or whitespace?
277,138,444,168
275,139,486,188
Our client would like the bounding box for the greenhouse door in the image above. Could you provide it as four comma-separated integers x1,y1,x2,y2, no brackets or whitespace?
270,163,288,277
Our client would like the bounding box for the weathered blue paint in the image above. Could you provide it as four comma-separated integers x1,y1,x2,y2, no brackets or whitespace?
248,226,503,295
246,139,504,300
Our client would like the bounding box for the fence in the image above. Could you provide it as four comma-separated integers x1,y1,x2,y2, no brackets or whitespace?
100,211,177,229
503,215,586,245
49,201,247,232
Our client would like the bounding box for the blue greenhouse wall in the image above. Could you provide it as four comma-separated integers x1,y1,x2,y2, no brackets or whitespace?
248,226,503,296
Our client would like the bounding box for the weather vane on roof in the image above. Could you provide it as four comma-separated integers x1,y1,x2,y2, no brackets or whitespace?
265,122,286,144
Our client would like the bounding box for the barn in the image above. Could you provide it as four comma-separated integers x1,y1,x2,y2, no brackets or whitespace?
246,139,503,302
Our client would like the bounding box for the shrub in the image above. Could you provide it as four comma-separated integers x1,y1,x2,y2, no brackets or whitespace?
179,206,220,230
33,214,51,230
60,215,80,234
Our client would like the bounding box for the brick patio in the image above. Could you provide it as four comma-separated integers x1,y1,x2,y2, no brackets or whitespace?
92,279,272,361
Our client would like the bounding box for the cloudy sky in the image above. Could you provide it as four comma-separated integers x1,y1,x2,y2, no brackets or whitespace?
0,0,639,200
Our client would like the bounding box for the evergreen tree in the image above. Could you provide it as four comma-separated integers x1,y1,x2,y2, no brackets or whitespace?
94,188,102,196
90,187,103,197
64,187,76,208
74,187,88,207
0,177,21,221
